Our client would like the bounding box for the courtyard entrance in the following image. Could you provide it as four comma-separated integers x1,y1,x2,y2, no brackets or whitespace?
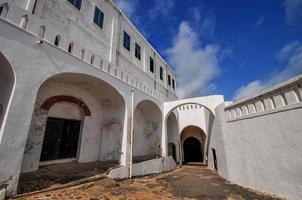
183,137,203,162
40,117,81,162
181,125,207,164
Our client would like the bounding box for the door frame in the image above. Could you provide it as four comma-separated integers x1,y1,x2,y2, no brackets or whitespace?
39,117,83,165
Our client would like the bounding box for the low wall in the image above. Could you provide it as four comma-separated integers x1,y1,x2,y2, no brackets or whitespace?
107,156,177,179
208,76,302,200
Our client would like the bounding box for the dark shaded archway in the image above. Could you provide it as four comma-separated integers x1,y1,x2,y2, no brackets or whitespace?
181,126,206,164
183,137,203,163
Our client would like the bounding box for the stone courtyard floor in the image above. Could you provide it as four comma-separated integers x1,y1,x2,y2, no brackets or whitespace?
11,165,284,200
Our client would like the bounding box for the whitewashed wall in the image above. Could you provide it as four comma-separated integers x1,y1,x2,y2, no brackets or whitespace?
208,76,302,200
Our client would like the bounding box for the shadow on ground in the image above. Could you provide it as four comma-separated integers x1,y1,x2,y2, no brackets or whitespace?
12,165,284,200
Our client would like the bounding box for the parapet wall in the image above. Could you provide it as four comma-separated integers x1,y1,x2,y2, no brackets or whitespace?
208,76,302,200
0,1,175,102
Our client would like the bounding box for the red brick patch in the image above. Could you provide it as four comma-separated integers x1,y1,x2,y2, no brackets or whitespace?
41,95,91,116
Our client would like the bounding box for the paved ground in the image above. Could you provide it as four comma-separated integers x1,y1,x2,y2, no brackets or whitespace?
12,165,284,200
18,161,117,194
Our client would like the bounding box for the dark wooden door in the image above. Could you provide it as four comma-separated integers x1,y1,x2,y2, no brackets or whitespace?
40,117,81,162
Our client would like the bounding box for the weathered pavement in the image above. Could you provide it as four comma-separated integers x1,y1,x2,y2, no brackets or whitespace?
11,165,284,200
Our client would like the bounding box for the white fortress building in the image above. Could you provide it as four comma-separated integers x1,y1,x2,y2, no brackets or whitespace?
0,0,301,199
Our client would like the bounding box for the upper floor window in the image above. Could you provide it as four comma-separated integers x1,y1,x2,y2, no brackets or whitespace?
54,35,61,46
93,7,104,29
172,79,175,89
150,57,154,73
168,75,171,86
135,43,141,60
0,6,3,15
160,67,163,81
67,0,82,10
123,31,131,51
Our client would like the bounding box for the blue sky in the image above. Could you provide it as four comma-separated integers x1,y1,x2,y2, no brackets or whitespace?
113,0,302,101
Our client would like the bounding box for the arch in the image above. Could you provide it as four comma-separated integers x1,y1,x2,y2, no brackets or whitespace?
41,95,91,116
164,101,215,125
133,99,162,162
68,42,74,53
180,125,206,164
0,53,15,140
166,112,179,163
20,15,29,29
38,25,46,39
20,72,126,174
54,35,61,46
0,3,9,18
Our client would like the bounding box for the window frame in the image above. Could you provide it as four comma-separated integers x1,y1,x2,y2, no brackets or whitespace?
135,43,141,60
67,0,82,10
149,57,154,73
123,31,131,51
160,66,163,81
168,75,171,86
172,79,175,89
93,6,104,29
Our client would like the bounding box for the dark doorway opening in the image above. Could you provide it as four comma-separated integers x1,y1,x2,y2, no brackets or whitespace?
183,137,203,163
168,143,177,162
212,148,218,171
40,117,81,162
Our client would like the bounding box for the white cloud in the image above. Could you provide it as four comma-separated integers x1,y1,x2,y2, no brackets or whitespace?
190,7,216,39
167,21,221,98
234,81,264,101
283,0,302,24
233,41,302,101
113,0,138,18
148,0,175,20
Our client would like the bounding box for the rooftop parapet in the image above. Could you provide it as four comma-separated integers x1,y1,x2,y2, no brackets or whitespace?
224,75,302,121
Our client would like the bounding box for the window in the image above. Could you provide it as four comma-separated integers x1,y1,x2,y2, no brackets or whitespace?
93,7,104,29
168,75,171,86
54,35,61,46
172,79,175,89
38,25,46,39
160,67,163,81
68,43,74,53
67,0,82,10
81,49,85,59
135,43,141,60
32,0,37,14
91,55,95,65
150,57,154,73
0,4,8,18
20,15,29,29
123,31,131,51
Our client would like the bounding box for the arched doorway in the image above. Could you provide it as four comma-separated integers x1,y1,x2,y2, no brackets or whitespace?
0,53,15,139
181,126,206,164
133,100,162,162
39,98,87,162
166,112,179,163
183,137,203,162
21,73,126,172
